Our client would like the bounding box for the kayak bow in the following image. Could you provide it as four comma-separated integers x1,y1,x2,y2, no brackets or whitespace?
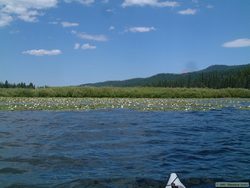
165,173,186,188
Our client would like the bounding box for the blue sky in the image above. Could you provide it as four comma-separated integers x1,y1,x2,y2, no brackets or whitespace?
0,0,250,86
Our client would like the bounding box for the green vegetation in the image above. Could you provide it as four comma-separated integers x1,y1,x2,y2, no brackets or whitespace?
0,87,249,98
83,64,250,89
1,64,249,98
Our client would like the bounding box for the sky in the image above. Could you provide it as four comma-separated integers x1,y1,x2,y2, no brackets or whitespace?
0,0,250,86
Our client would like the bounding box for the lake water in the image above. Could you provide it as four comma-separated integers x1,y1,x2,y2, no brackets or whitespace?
0,104,250,187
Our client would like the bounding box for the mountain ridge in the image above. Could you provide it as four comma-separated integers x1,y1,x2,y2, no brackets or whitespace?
82,64,250,89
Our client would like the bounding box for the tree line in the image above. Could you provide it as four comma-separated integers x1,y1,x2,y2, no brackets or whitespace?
0,80,35,89
144,68,250,89
85,64,250,89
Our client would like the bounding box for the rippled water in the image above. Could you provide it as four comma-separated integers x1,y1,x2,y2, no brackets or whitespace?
0,107,250,187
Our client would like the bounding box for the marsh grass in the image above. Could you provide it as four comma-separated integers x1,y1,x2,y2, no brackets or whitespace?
0,87,249,98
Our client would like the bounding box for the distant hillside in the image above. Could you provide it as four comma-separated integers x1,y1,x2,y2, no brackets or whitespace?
82,64,250,89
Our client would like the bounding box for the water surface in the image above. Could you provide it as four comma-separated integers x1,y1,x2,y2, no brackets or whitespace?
0,103,250,187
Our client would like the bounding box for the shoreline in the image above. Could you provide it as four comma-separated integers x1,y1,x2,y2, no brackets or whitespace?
1,97,249,111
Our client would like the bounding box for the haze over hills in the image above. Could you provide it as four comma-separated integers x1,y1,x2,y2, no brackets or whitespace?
82,64,250,89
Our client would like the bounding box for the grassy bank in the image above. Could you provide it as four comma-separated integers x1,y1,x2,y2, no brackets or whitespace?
0,87,249,98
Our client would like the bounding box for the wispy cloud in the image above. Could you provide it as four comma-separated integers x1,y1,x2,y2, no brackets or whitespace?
81,43,96,50
9,29,20,34
0,0,58,27
74,43,81,50
222,38,250,48
109,26,115,31
206,5,214,9
178,8,197,15
72,30,108,42
106,8,114,13
22,49,62,56
0,13,13,27
49,21,59,25
61,21,79,27
0,0,96,27
64,0,94,5
127,26,155,33
122,0,179,8
74,43,96,50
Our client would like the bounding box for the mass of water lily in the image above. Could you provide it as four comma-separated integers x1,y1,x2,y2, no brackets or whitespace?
0,97,249,111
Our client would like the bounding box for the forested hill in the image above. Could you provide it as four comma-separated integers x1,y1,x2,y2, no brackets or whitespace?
82,64,250,89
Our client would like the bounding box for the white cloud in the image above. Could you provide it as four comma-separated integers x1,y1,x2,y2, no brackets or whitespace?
122,0,179,8
72,30,108,42
109,26,115,30
0,0,94,27
17,10,40,22
74,43,81,50
0,13,13,27
178,8,197,15
74,43,96,50
22,49,62,56
222,38,250,48
61,21,79,27
0,0,58,27
106,8,114,13
64,0,94,5
81,43,96,50
49,21,58,25
206,4,213,9
127,26,155,33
